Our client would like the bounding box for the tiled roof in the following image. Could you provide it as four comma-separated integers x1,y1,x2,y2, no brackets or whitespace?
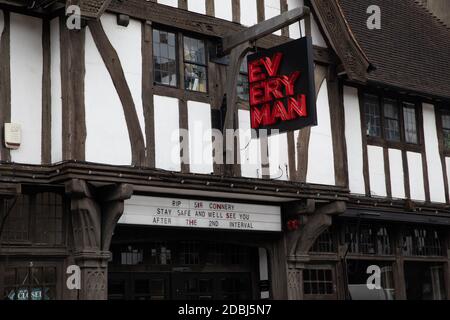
339,0,450,100
79,0,111,18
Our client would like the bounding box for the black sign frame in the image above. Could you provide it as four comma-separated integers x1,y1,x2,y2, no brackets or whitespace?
247,36,316,134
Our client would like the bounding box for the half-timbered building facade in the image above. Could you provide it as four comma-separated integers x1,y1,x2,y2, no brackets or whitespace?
0,0,449,300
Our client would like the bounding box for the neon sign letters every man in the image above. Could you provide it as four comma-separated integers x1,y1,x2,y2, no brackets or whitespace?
247,37,316,133
249,53,306,128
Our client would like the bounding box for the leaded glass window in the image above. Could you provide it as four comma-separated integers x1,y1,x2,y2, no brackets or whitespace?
384,98,400,142
403,102,418,144
364,93,381,137
153,29,177,86
183,36,207,92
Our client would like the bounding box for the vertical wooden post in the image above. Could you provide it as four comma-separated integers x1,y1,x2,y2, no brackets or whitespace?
42,19,52,164
393,226,407,300
60,17,86,161
142,21,156,168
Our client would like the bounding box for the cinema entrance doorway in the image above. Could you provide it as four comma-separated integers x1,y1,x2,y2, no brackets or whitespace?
107,226,270,300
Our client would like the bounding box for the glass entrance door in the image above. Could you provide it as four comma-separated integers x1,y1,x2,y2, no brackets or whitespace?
108,273,170,300
172,273,252,300
109,272,252,300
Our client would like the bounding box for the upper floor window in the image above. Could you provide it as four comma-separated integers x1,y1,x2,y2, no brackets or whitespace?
237,59,249,101
363,92,419,144
440,110,450,150
183,36,207,92
153,29,177,87
403,102,418,144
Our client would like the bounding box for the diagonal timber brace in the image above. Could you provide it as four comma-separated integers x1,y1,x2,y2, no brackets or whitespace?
220,7,311,176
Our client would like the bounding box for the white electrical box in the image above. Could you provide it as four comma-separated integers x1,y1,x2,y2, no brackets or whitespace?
4,123,21,149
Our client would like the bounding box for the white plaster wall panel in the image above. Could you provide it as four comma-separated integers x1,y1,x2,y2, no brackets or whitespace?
154,95,181,172
214,0,232,21
343,86,365,194
287,0,305,39
239,109,262,178
187,101,213,174
10,13,42,164
407,152,426,201
388,148,405,199
422,103,446,203
50,18,62,163
85,28,132,165
101,14,145,147
188,0,206,14
311,15,327,47
367,146,386,197
265,0,281,35
240,0,258,26
268,133,289,180
307,80,335,185
157,0,178,8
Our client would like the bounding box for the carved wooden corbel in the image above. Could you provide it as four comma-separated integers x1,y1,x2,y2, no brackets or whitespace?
287,200,346,257
97,183,133,251
65,179,133,254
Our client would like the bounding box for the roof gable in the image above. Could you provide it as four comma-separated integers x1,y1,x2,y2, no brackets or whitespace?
339,0,450,100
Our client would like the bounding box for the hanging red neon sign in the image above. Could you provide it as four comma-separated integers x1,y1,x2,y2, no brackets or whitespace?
247,37,316,134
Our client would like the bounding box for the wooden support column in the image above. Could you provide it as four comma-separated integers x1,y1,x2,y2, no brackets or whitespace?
232,0,240,23
445,232,450,300
284,200,345,300
296,65,327,182
267,238,288,300
42,19,52,164
65,179,133,300
280,0,290,37
327,68,348,187
142,21,155,168
393,226,407,300
0,10,11,162
60,17,86,161
223,42,252,177
206,0,214,16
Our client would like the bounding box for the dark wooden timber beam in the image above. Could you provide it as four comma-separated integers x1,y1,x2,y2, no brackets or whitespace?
88,20,146,166
107,0,333,64
220,7,310,55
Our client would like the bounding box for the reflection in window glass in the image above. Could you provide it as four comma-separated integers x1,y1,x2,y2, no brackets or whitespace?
402,227,443,257
153,29,177,87
364,94,381,137
442,112,450,149
183,36,207,92
383,99,400,142
237,58,249,101
403,103,418,144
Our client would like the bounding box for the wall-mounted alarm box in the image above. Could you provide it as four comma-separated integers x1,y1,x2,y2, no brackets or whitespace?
4,123,21,149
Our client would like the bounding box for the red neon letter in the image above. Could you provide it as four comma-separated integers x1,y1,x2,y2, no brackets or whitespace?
280,71,301,96
271,101,290,122
264,78,284,102
249,82,265,106
287,94,307,119
261,53,283,77
248,60,266,83
251,104,272,128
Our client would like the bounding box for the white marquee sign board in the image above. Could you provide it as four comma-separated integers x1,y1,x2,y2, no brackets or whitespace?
119,196,282,232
